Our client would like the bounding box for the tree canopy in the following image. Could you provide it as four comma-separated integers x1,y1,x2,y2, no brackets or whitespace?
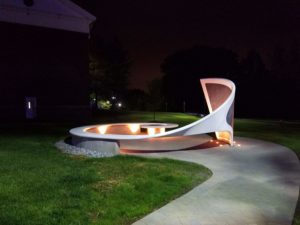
89,36,131,100
161,45,300,119
161,46,239,112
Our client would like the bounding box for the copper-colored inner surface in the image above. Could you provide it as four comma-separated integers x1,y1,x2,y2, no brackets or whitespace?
86,125,147,135
206,83,232,111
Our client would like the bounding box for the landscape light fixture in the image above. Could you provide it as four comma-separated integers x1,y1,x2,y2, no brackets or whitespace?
128,124,140,133
97,125,108,134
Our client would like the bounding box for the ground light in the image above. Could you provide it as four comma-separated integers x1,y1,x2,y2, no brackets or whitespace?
128,124,140,133
147,127,156,135
97,125,108,134
159,128,165,133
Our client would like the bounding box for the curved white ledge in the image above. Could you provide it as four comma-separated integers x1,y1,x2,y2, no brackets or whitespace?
70,78,236,145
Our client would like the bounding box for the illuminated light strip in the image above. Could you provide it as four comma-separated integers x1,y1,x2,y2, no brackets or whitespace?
28,102,31,109
97,125,108,134
147,128,156,136
159,128,165,133
128,124,140,133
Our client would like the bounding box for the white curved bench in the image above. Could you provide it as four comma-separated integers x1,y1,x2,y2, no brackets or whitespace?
69,78,236,155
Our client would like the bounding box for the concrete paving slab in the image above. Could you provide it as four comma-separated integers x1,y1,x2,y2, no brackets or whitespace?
128,137,300,225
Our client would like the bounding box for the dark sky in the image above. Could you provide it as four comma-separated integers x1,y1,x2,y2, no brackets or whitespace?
73,0,300,89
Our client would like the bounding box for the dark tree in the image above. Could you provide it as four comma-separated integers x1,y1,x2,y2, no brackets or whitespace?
125,89,148,111
89,36,131,102
267,43,300,119
238,50,270,118
161,45,239,113
287,40,300,79
240,50,266,81
147,78,163,121
270,45,286,79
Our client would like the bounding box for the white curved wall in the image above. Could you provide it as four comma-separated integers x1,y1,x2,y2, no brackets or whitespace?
161,78,235,145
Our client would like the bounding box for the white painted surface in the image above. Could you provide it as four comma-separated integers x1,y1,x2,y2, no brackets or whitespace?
140,123,178,129
0,0,96,33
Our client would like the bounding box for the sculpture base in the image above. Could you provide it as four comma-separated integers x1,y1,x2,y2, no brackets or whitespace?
71,135,120,156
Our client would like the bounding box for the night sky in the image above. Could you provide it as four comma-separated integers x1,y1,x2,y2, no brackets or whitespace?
73,0,300,89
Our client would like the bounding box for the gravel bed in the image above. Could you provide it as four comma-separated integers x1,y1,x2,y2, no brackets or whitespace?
55,140,115,158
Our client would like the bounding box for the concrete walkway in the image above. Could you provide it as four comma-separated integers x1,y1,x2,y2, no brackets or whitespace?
129,137,300,225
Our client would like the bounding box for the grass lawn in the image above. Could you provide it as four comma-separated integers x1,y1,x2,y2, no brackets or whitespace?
88,111,200,127
0,111,299,225
234,119,300,158
0,116,211,225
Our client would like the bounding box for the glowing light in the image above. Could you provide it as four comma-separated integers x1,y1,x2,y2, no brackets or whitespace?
106,100,110,104
159,128,165,133
210,139,213,142
216,131,231,144
147,128,156,136
117,102,122,107
128,124,140,133
112,96,116,100
97,125,108,134
237,144,241,147
220,144,223,147
216,141,219,144
28,102,31,109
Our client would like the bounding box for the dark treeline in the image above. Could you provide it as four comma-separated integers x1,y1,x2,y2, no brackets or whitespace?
160,45,300,119
89,35,131,100
88,36,299,119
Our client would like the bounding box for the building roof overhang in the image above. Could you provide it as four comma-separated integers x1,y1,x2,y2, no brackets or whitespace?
0,0,96,33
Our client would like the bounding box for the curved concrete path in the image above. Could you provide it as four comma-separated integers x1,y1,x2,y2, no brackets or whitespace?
129,137,300,225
